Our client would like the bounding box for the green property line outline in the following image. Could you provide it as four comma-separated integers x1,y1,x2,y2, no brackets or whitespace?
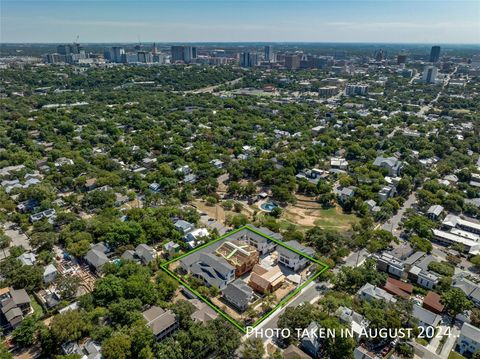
160,225,330,333
161,264,246,332
251,265,329,328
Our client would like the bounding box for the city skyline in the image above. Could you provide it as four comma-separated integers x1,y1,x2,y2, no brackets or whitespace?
1,0,479,44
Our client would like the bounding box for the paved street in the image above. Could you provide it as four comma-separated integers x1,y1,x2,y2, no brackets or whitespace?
0,222,31,260
416,66,457,117
251,281,330,342
438,324,460,358
381,190,417,237
185,77,243,94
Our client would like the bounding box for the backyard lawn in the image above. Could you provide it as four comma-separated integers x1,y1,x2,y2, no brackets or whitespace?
30,295,44,319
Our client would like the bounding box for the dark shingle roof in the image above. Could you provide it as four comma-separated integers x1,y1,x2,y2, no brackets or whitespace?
222,279,253,310
142,306,177,336
190,253,234,288
85,249,109,270
10,288,30,305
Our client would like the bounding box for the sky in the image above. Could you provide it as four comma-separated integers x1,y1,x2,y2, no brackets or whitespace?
1,0,479,44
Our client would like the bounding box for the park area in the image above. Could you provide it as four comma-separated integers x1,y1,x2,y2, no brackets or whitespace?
281,195,359,232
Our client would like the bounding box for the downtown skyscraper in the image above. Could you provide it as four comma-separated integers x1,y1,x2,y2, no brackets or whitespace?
429,46,441,63
264,45,274,62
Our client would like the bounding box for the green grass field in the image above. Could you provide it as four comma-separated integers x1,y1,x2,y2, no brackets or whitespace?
312,207,359,229
448,351,466,359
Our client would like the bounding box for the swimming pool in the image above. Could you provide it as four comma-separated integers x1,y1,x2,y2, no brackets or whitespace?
260,201,278,212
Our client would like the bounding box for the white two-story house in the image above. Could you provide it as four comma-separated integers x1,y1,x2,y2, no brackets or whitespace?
277,240,315,272
456,323,480,357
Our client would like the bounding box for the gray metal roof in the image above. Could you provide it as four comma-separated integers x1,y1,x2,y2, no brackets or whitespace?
44,264,57,276
404,251,426,266
412,304,441,326
301,321,321,347
373,156,400,168
121,250,137,261
460,322,480,341
85,249,109,270
427,205,444,216
135,243,156,263
358,283,396,303
174,219,194,232
277,240,315,259
453,277,480,302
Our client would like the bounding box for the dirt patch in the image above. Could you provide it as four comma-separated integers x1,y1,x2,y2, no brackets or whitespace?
193,200,226,223
211,297,244,321
193,199,255,224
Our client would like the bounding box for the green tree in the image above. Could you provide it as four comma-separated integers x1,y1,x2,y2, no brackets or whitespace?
207,319,241,358
93,275,125,306
403,215,435,239
410,235,433,253
396,343,414,358
471,255,480,269
12,316,38,347
320,318,355,359
270,207,282,218
50,310,91,346
271,185,294,203
355,230,397,253
172,300,196,329
30,231,56,252
428,261,454,277
156,338,183,359
156,271,179,301
129,321,155,358
334,259,386,294
175,322,216,358
56,274,81,300
228,214,248,228
0,231,11,257
278,303,319,345
471,308,480,327
0,341,13,359
101,333,131,359
269,350,283,359
441,288,473,323
124,274,158,304
100,222,146,248
242,338,265,359
108,298,143,326
138,346,154,359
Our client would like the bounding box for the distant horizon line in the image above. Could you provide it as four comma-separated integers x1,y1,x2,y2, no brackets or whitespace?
1,41,480,46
